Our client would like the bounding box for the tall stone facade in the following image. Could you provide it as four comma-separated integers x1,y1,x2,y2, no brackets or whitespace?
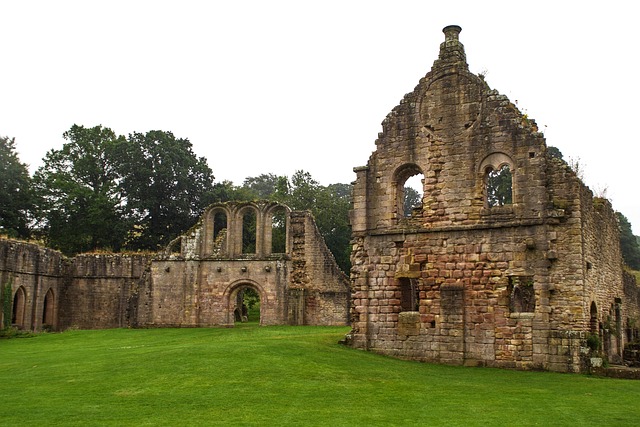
348,25,640,372
0,201,350,330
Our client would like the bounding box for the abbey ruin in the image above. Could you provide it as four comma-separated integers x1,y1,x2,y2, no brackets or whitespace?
346,25,640,372
1,201,350,330
2,25,640,374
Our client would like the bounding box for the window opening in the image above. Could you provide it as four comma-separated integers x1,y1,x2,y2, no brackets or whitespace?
271,208,286,254
399,278,420,312
403,174,424,217
486,165,513,207
213,211,227,240
508,276,534,313
12,286,26,328
242,210,257,254
42,288,54,327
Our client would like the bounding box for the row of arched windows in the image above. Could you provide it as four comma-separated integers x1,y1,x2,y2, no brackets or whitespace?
396,152,514,219
6,286,55,330
206,203,289,257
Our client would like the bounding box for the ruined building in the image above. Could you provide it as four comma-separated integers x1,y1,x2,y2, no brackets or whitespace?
1,201,350,330
347,25,640,372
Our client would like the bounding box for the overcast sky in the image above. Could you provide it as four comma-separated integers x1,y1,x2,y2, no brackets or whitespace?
2,1,639,232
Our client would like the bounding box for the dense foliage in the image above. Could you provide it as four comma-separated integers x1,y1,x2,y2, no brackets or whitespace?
617,212,640,270
3,127,352,271
0,136,33,238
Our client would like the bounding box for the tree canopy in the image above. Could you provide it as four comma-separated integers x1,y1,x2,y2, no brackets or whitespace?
32,125,127,254
115,130,215,250
0,136,33,238
617,212,640,270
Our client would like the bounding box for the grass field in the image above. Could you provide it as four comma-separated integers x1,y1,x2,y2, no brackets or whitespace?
1,325,639,426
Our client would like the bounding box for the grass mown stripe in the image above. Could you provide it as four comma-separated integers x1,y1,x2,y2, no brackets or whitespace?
1,326,639,426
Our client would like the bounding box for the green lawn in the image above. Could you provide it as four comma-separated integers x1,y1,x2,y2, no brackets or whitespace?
1,326,639,426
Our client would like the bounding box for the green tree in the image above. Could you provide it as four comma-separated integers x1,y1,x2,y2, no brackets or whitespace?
32,125,127,254
486,166,513,207
242,174,280,199
115,130,215,250
207,180,256,204
0,136,33,238
547,146,564,160
272,170,352,272
403,186,421,217
617,212,640,270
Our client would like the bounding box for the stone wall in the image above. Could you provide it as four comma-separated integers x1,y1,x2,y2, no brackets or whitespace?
0,239,66,331
1,201,349,331
348,25,640,373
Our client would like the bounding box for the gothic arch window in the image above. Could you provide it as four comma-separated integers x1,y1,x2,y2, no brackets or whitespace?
270,206,287,254
12,286,26,328
241,208,258,254
42,288,55,327
394,164,424,218
480,153,514,208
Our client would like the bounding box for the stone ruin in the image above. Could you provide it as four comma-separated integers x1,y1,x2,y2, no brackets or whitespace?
346,25,640,373
2,25,640,374
0,201,350,330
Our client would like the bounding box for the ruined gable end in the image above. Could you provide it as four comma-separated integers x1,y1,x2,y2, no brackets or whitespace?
348,25,640,373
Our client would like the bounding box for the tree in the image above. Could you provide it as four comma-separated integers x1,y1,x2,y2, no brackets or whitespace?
242,174,280,199
271,170,352,272
0,136,33,238
403,186,421,217
617,212,640,270
486,165,512,207
115,130,215,250
32,125,127,254
547,146,564,160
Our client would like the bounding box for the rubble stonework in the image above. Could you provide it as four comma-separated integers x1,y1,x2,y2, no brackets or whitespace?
347,25,640,372
1,201,349,330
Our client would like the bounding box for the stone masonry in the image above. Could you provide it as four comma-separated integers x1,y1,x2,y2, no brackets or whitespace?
1,201,350,330
347,25,640,372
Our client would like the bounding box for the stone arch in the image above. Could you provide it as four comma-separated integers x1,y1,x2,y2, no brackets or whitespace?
12,286,26,329
42,288,55,328
480,152,514,208
393,163,424,219
223,279,267,326
265,204,290,255
237,205,259,255
202,205,231,256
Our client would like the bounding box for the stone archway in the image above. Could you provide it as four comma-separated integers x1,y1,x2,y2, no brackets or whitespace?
42,288,55,329
225,281,267,326
12,286,26,329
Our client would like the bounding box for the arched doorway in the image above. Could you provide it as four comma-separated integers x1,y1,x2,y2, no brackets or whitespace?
230,284,262,325
42,288,55,329
12,286,26,329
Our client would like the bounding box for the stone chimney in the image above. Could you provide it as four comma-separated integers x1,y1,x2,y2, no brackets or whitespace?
433,25,467,69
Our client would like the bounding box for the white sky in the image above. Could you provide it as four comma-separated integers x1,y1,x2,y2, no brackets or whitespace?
2,1,639,233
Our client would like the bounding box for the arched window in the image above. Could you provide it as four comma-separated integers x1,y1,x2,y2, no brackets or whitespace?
394,164,424,218
270,207,287,254
213,211,227,241
12,286,26,329
590,302,598,333
486,165,512,207
211,210,228,255
242,209,257,254
480,153,514,208
42,288,55,327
